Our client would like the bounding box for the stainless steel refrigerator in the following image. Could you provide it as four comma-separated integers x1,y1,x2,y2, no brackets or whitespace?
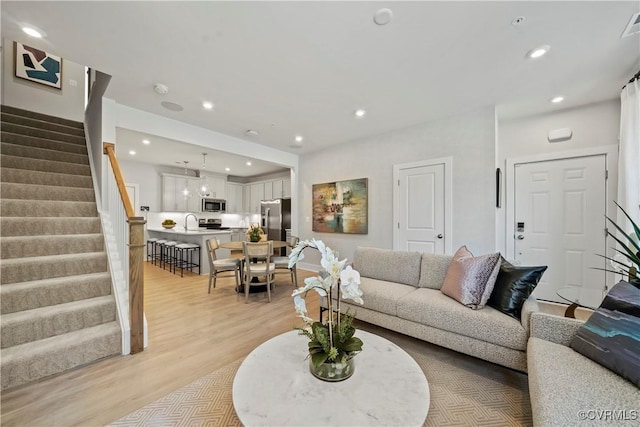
261,199,291,255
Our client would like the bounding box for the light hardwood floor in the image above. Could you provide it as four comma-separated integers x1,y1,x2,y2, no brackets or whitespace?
0,262,318,427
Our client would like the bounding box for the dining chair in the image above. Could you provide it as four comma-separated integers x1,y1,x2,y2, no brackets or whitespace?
206,238,241,293
242,241,276,303
272,235,300,287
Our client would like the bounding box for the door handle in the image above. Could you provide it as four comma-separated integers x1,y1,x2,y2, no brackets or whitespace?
517,235,524,240
437,234,443,239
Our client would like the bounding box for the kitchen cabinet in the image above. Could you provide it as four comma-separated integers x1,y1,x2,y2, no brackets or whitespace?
249,183,264,214
207,175,226,199
226,182,244,213
282,178,291,198
162,174,200,212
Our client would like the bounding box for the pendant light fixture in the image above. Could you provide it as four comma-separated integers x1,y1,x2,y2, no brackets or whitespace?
181,161,191,198
198,153,211,197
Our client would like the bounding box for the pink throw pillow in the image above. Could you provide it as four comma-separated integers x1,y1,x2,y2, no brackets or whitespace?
441,246,501,309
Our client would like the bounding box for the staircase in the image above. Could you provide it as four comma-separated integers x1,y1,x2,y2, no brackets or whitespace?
0,105,121,390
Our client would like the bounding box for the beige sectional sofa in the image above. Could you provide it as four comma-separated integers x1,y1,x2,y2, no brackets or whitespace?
330,247,539,372
527,312,640,426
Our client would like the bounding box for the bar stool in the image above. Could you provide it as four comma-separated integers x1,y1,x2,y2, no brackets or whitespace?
175,243,200,277
162,241,179,272
146,238,158,263
153,239,168,266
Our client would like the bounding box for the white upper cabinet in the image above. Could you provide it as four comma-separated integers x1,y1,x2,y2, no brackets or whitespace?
249,183,264,213
282,178,291,198
162,173,200,212
226,182,244,213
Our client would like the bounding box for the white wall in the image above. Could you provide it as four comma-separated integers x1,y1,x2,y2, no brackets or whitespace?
2,38,85,121
496,99,621,253
298,106,497,266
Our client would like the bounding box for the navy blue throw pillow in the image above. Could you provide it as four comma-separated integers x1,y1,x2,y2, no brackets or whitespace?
570,280,640,387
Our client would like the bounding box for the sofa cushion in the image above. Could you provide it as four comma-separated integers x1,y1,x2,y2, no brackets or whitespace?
528,337,640,426
417,253,453,289
487,258,547,320
570,280,640,388
397,288,528,350
354,247,422,286
440,246,501,309
354,277,417,316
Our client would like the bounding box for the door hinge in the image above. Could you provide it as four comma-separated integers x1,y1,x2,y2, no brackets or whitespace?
397,179,400,186
605,170,608,180
604,227,609,237
397,222,400,229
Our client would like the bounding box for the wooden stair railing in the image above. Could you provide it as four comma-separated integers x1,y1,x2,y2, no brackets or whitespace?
103,143,146,354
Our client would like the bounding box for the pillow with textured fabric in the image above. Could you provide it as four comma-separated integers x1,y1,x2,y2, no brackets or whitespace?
487,258,547,319
570,280,640,387
440,246,501,309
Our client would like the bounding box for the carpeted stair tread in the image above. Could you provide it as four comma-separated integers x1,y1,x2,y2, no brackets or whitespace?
1,182,95,202
1,252,108,285
1,234,104,259
1,132,87,154
1,155,91,176
1,272,112,314
0,122,85,145
1,217,101,237
1,199,98,217
1,114,85,137
1,105,84,129
1,167,93,188
1,142,89,165
0,322,121,390
1,296,116,349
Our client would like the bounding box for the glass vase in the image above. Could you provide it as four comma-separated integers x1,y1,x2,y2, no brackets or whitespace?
309,357,355,382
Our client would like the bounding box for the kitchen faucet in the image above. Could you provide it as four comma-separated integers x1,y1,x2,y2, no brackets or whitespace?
184,213,198,231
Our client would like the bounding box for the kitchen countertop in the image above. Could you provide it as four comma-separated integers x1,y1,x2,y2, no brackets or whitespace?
147,227,232,235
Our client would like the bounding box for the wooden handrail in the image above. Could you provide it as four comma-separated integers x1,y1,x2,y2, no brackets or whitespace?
103,142,145,354
103,143,135,218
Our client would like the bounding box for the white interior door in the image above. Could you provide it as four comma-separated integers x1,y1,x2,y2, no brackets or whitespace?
513,155,606,303
394,161,448,254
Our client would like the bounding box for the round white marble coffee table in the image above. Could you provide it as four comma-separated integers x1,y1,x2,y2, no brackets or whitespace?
232,330,430,426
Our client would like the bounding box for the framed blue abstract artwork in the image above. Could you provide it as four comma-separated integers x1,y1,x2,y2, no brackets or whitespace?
14,42,62,89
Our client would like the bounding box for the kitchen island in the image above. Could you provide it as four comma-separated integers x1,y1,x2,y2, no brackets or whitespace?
147,227,232,276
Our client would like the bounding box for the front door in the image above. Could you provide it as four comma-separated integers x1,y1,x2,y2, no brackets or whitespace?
513,155,607,303
394,160,449,254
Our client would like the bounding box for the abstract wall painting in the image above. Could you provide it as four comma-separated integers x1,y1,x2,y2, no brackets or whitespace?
312,178,368,234
15,42,62,89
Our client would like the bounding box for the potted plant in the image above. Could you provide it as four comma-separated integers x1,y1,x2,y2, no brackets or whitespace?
603,203,640,284
288,239,364,381
246,223,264,242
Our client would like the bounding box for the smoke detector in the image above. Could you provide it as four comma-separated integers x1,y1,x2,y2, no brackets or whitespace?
154,83,169,95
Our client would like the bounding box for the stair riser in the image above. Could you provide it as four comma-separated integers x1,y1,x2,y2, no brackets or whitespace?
1,200,98,217
1,105,84,130
1,168,93,188
1,132,87,155
1,235,104,259
0,218,101,237
0,122,85,145
1,183,95,203
1,155,90,176
1,274,112,314
1,143,89,165
1,300,116,348
1,114,85,137
0,323,121,390
1,254,108,284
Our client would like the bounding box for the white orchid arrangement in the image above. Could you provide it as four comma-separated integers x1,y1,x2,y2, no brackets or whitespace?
289,239,364,368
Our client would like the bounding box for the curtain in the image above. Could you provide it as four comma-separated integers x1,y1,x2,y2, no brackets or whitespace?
618,76,640,233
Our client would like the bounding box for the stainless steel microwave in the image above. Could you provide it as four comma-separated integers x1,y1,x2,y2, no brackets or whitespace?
202,198,226,213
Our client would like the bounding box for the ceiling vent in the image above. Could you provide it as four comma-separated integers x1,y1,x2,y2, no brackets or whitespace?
621,12,640,38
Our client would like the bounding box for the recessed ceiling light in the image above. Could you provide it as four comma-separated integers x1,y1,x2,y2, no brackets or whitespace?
551,96,564,103
202,101,214,110
374,8,393,26
129,150,136,155
225,167,231,172
22,26,42,38
526,45,550,59
246,161,252,166
354,109,367,118
142,139,150,145
245,130,259,137
295,135,303,143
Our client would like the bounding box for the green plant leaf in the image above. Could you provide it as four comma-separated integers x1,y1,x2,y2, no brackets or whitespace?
310,351,329,368
341,336,363,352
614,201,640,243
607,215,640,255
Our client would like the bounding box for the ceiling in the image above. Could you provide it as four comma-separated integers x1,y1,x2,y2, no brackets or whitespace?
2,1,639,162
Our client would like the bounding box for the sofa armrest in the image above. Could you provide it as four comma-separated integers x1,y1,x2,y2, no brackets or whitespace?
529,312,584,346
519,296,539,336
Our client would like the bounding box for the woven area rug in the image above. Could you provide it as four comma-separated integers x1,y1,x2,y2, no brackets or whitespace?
109,325,532,427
